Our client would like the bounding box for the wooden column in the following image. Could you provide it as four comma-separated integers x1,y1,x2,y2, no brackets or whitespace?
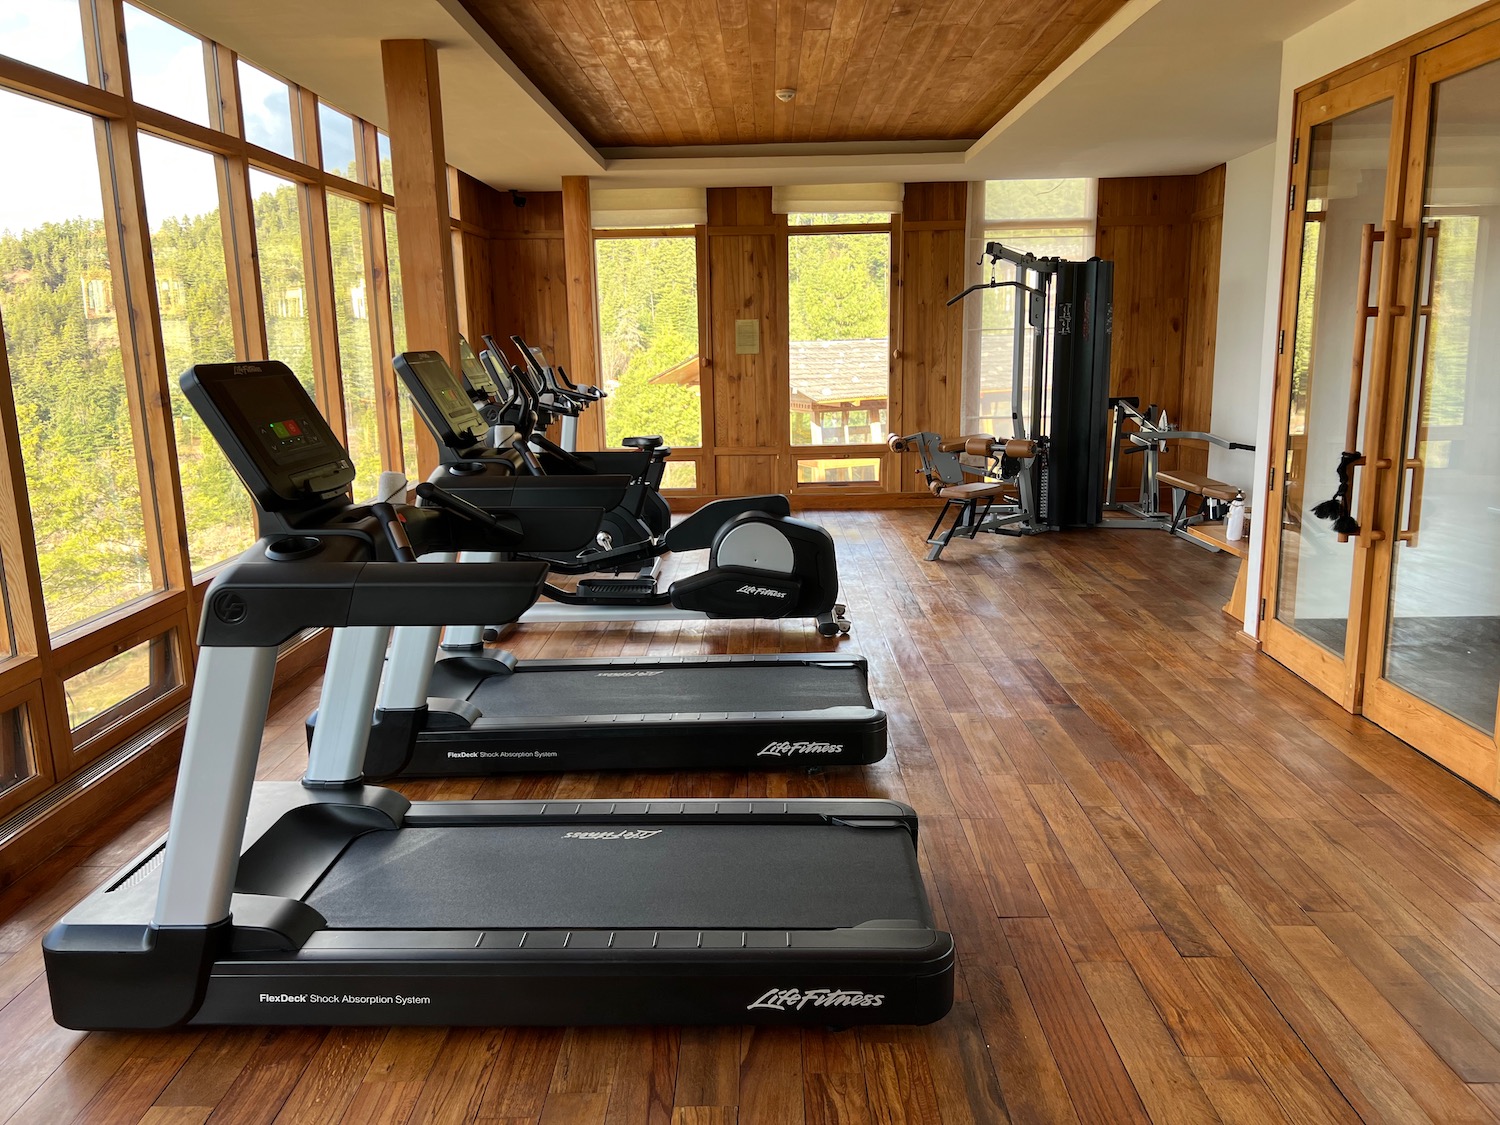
561,176,604,451
381,38,455,477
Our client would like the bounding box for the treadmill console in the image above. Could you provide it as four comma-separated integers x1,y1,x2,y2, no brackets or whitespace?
458,335,507,403
393,350,489,450
182,362,355,512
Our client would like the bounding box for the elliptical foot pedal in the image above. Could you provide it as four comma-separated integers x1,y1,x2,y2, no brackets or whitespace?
577,576,659,599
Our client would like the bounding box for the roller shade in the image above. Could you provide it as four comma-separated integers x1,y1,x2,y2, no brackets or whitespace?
591,187,707,228
772,183,904,215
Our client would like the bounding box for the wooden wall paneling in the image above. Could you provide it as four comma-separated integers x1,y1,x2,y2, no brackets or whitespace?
381,39,458,479
706,189,784,495
490,213,571,375
895,183,967,493
1096,176,1197,498
561,177,604,451
1179,165,1226,478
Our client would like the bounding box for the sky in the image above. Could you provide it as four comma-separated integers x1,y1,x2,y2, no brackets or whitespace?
0,0,338,238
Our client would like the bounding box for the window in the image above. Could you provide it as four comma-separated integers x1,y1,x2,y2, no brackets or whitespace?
377,130,393,195
236,60,295,158
383,212,420,475
122,5,209,127
965,179,1096,436
787,220,891,455
138,133,254,574
594,235,702,451
328,193,380,489
319,102,357,180
249,169,315,394
0,5,423,826
0,0,87,82
63,631,178,739
0,91,158,635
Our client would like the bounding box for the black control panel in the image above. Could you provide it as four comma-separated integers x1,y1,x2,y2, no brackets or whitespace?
458,336,501,399
394,350,490,449
182,362,355,513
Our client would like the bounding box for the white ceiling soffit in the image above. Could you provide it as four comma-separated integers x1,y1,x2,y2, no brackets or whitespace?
959,0,1355,180
139,0,602,190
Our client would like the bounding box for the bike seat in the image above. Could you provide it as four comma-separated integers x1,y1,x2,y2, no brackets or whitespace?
621,435,665,450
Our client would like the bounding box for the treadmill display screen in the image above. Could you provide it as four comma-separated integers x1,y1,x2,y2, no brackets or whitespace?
221,373,334,470
459,336,499,396
402,352,487,439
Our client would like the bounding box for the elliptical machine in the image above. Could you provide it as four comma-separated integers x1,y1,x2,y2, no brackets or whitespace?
397,350,853,636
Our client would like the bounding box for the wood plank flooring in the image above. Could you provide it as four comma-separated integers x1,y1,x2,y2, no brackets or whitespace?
6,509,1500,1123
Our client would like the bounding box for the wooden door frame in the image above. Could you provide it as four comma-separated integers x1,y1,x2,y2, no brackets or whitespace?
1359,21,1500,793
1258,62,1413,708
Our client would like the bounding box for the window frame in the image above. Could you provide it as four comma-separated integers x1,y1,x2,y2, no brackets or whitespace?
784,214,897,492
0,0,408,808
591,225,712,495
962,180,1098,439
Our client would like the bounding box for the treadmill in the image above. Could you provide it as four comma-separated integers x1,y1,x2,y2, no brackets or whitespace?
42,360,954,1030
365,353,883,777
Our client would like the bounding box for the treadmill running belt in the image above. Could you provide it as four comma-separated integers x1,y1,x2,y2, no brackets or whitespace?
308,824,926,930
461,663,871,719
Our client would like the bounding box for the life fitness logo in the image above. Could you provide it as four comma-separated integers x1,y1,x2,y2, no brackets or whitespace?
749,988,884,1012
736,585,789,599
561,830,663,841
758,741,844,757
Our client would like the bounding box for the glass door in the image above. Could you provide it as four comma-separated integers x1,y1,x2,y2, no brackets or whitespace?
1261,66,1413,706
1362,26,1500,791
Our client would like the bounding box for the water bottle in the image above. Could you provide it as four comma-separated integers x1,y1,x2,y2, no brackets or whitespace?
1227,491,1246,541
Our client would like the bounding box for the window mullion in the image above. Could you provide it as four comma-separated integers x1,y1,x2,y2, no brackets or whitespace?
364,205,402,475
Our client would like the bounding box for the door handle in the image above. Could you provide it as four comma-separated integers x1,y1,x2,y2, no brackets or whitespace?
1398,458,1424,545
1336,224,1378,543
1340,219,1409,545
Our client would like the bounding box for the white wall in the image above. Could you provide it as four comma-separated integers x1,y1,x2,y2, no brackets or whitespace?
1207,142,1276,492
1231,0,1478,638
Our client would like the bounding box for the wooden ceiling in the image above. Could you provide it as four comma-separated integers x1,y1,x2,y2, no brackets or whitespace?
458,0,1131,148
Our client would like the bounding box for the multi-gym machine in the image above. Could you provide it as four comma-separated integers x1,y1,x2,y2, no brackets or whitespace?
893,242,1114,557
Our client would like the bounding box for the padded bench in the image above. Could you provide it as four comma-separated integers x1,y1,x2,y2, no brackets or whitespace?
1156,470,1241,533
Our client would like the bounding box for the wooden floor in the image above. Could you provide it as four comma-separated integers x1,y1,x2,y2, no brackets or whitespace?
7,509,1500,1123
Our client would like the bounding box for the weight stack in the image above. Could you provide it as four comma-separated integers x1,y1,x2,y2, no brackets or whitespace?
1044,258,1114,528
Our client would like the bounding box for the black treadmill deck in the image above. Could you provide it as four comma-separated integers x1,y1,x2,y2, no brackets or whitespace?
45,790,954,1029
382,654,888,777
307,823,926,930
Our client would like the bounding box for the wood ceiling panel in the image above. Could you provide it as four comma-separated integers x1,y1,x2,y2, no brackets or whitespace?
459,0,1131,147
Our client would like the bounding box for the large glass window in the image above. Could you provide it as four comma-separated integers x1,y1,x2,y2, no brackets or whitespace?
327,194,379,488
249,169,314,393
383,213,420,475
137,133,253,574
0,91,157,634
236,60,295,158
966,179,1096,436
595,235,702,451
787,223,891,452
121,5,209,127
0,0,87,82
376,131,393,195
319,103,357,180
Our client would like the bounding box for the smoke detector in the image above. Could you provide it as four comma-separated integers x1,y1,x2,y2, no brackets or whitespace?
775,88,797,103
